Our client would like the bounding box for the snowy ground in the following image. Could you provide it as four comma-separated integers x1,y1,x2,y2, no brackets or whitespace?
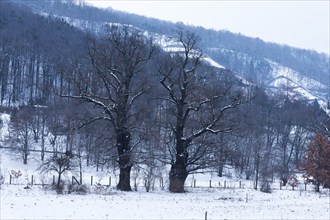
1,184,329,220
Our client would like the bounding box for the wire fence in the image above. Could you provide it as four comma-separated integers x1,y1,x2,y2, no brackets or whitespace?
2,173,329,196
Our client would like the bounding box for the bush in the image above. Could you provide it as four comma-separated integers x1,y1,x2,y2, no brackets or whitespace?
68,184,89,195
51,180,66,194
260,179,272,193
288,175,299,190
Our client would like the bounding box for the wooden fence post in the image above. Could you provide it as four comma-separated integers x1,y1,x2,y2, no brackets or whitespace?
31,175,33,185
109,177,111,186
53,175,55,185
194,179,196,188
205,211,208,220
91,176,93,185
9,175,12,184
209,180,212,188
239,181,241,189
224,181,226,188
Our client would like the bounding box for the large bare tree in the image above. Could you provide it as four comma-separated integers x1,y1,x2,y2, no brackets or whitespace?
61,25,155,191
157,29,241,192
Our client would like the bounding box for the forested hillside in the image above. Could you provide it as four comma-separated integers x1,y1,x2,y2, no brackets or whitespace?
13,0,330,97
0,0,329,193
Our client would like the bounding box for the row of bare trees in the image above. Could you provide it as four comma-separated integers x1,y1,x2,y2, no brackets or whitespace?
54,26,244,192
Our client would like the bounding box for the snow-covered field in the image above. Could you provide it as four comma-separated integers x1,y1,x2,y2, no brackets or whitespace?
1,184,329,220
1,148,329,220
1,145,329,220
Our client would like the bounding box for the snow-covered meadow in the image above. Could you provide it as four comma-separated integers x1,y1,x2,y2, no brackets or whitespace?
1,148,329,220
1,183,329,220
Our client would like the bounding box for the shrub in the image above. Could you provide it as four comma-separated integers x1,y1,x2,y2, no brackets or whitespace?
68,184,89,195
260,179,272,193
288,175,299,190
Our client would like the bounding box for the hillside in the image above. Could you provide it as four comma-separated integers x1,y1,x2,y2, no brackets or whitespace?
11,0,330,105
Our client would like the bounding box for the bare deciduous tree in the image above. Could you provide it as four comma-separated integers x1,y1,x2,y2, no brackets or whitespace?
39,150,76,193
9,106,35,164
61,25,155,191
157,28,241,193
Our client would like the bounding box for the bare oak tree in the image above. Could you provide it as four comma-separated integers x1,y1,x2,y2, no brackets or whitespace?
157,29,241,193
61,25,155,191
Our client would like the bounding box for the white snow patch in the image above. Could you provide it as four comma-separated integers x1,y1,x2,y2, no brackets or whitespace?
266,60,330,113
203,56,225,69
0,113,10,144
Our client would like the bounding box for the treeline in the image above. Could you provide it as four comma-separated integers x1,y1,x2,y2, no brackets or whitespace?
0,0,329,193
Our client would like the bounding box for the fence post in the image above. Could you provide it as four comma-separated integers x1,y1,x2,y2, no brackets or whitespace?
53,175,55,185
91,176,93,185
205,211,208,220
194,179,196,188
31,175,34,185
109,177,111,186
280,182,282,190
209,180,212,188
239,181,241,189
224,181,226,189
10,175,12,184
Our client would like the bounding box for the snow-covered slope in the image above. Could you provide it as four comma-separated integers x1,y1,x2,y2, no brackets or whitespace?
266,60,329,112
39,10,329,113
267,60,327,96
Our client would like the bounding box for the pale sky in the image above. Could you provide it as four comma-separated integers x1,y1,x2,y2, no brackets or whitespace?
85,0,330,55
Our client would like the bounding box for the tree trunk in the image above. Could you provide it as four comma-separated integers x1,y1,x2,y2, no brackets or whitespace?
23,153,28,165
218,163,224,177
282,177,288,186
315,181,320,192
57,172,62,189
169,163,188,193
116,128,132,191
41,118,45,161
23,136,28,165
254,156,260,190
117,166,132,191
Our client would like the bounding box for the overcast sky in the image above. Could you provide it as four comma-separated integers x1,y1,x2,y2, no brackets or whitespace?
85,0,329,55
